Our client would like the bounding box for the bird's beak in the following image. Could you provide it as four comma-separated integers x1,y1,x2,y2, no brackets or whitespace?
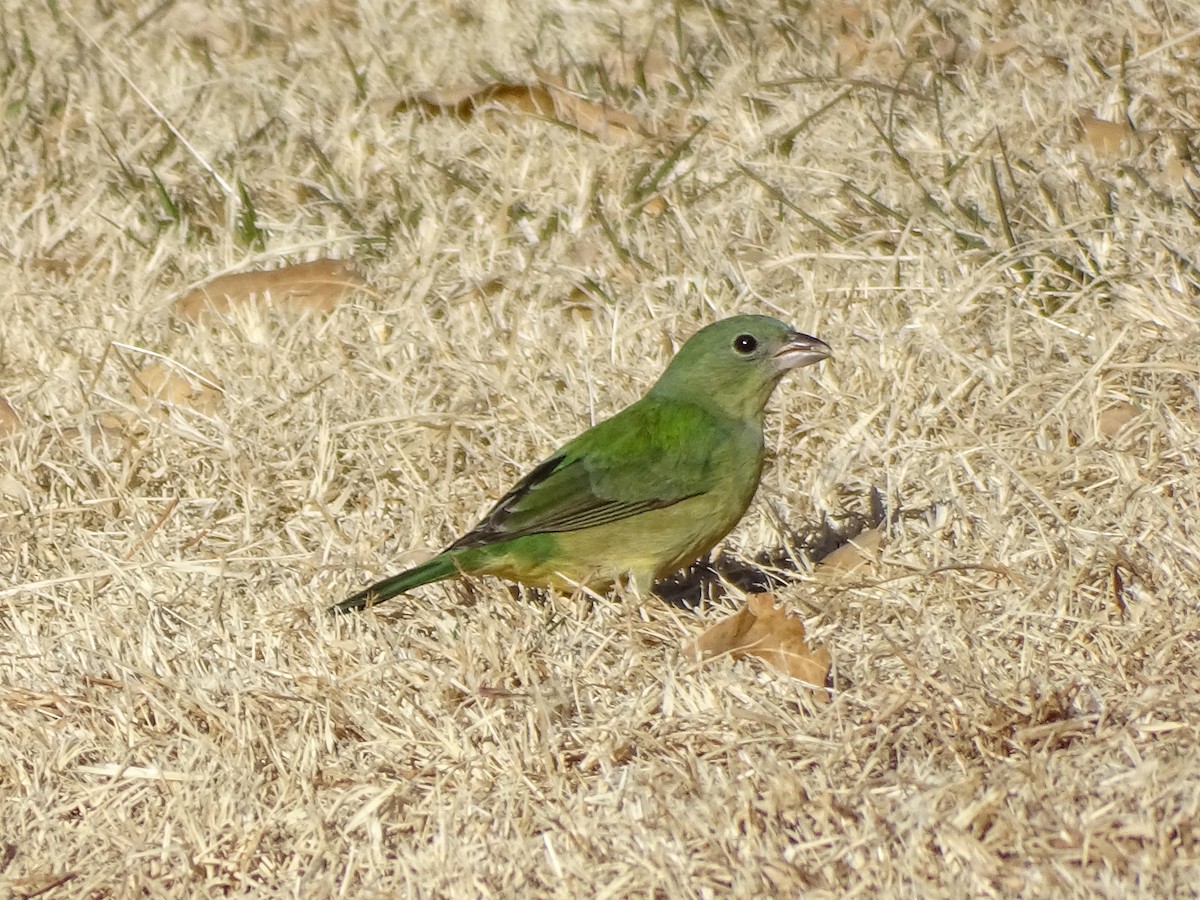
773,332,831,371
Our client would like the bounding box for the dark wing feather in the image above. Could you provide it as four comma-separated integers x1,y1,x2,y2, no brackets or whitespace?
447,397,746,550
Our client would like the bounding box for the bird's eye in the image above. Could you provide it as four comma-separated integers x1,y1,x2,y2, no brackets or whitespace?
733,334,758,354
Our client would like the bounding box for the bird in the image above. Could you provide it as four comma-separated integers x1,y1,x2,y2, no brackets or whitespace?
333,314,830,614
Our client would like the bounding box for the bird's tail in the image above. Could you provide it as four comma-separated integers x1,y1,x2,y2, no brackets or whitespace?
330,552,460,614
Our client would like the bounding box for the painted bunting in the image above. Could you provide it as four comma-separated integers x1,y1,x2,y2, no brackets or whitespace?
334,315,830,613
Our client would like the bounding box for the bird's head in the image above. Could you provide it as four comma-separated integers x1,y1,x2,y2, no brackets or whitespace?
649,315,831,419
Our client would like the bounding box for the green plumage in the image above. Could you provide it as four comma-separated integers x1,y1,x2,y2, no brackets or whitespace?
334,315,830,613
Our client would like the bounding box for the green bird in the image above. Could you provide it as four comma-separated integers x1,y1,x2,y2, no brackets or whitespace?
334,315,830,614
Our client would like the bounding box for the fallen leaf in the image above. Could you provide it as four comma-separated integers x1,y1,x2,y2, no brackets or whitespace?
129,362,223,415
0,394,21,436
600,48,673,92
640,193,668,216
1097,401,1141,438
174,258,365,320
1078,112,1132,158
817,527,884,574
416,81,555,115
837,3,867,30
538,70,646,142
48,419,128,453
400,73,648,143
835,32,869,70
929,34,968,67
1163,152,1187,185
688,593,831,689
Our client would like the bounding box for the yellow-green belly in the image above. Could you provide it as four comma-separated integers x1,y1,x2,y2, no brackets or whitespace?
470,490,750,594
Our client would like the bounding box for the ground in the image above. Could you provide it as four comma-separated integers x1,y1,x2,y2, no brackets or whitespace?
2,0,1200,896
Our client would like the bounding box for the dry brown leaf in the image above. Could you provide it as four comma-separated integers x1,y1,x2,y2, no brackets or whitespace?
404,74,647,143
929,35,969,67
640,194,668,216
835,32,870,70
174,258,365,321
1097,401,1141,438
426,82,557,116
130,363,223,415
817,527,884,574
837,3,867,30
1079,112,1132,158
600,49,673,92
52,418,128,451
1163,153,1187,185
537,71,645,142
0,394,21,437
688,593,831,688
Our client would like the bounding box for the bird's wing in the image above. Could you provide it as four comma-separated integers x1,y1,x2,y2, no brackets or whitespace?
449,398,746,549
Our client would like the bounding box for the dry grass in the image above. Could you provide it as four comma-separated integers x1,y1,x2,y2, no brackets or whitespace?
3,0,1200,895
